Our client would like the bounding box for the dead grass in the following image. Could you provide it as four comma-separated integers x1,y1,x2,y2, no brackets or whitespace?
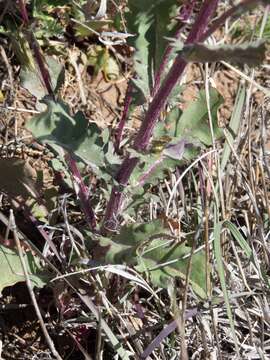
0,1,269,359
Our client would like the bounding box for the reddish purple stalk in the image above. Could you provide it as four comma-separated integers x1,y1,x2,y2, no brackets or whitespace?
115,1,197,152
102,0,219,233
114,81,133,152
28,32,54,97
151,0,197,97
18,0,54,97
201,0,267,41
141,308,198,359
18,0,29,24
65,154,97,230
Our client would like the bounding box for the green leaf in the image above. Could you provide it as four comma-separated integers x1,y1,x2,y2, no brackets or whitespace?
104,55,120,81
100,220,208,298
32,0,67,39
136,239,207,299
20,56,64,101
87,46,120,81
74,20,112,37
223,220,252,259
0,245,48,296
100,220,166,264
176,88,223,145
126,0,179,104
26,98,105,169
131,87,223,192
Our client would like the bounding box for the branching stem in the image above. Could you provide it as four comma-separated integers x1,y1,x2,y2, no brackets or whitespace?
102,0,219,232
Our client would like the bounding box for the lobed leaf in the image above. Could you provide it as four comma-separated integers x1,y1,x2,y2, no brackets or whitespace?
26,98,105,170
126,0,179,104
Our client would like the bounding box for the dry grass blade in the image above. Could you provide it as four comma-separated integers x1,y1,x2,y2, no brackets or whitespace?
9,210,63,360
214,219,240,358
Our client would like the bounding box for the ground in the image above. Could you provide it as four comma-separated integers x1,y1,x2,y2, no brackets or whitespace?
0,1,270,359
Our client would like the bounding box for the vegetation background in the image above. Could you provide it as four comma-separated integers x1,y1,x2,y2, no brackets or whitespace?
0,0,269,359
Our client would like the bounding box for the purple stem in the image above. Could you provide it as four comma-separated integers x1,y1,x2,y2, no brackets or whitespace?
102,0,219,232
137,156,165,187
114,81,133,152
65,153,97,230
201,0,267,41
116,1,196,152
17,1,54,97
28,32,54,97
102,156,139,232
141,308,198,359
151,0,197,97
18,0,29,24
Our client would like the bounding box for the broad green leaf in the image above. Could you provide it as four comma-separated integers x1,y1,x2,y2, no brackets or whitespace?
129,88,223,192
26,98,105,169
126,0,179,104
154,87,223,147
0,245,48,296
100,220,208,298
176,88,223,145
100,220,167,264
154,107,182,138
20,56,64,101
136,239,207,299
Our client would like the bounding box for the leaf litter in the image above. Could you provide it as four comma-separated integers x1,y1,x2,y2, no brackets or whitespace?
0,1,269,359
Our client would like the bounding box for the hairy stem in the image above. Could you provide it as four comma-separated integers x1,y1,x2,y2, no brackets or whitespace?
102,0,219,232
202,0,268,41
152,0,197,97
18,1,54,97
115,81,133,152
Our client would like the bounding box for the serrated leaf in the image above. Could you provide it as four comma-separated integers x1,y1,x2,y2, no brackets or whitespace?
0,245,48,296
126,0,179,104
100,220,208,298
